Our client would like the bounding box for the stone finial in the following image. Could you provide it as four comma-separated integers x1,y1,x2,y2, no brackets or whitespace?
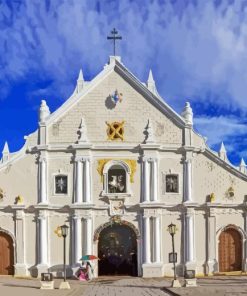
78,117,88,143
147,69,157,94
145,119,155,143
218,142,227,161
239,158,246,173
39,100,50,123
76,69,84,93
109,56,121,64
2,141,9,163
181,102,193,126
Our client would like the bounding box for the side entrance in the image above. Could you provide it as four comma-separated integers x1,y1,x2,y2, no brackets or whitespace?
0,232,14,275
218,227,242,272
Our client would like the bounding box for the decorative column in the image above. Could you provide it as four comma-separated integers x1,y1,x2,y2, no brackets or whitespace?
183,159,192,202
206,208,216,274
154,216,161,263
14,209,27,275
73,214,82,265
142,158,150,202
74,157,83,204
85,217,93,255
39,157,48,204
84,158,92,203
184,208,195,268
143,216,151,263
150,159,158,202
37,211,48,274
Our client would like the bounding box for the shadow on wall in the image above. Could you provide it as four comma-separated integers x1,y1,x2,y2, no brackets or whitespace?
49,265,74,278
28,265,74,278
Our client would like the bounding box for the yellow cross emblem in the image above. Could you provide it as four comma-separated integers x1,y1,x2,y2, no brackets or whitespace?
106,121,125,141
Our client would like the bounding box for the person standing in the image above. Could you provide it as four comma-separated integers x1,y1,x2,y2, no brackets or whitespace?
86,261,94,281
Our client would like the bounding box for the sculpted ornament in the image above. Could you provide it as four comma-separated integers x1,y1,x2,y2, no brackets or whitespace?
106,121,125,141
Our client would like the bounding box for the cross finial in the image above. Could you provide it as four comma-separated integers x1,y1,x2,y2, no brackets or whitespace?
107,28,122,56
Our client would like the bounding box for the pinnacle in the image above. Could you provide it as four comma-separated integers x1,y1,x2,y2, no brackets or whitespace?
220,142,226,153
2,141,9,153
240,158,246,166
78,69,84,81
148,69,154,82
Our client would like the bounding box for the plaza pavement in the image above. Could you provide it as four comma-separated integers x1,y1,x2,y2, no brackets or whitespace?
1,275,247,296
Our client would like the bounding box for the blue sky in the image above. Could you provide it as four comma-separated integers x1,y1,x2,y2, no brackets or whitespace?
1,0,247,165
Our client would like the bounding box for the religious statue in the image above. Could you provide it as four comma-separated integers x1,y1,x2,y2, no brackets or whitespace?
108,174,126,193
78,117,88,143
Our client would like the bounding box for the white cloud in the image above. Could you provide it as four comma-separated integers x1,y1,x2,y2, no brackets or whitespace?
194,115,247,160
1,0,247,110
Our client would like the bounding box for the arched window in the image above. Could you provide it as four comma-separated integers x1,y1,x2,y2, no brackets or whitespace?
102,160,131,196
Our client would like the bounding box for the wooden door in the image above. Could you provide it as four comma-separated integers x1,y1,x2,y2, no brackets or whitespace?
0,232,14,275
219,228,242,272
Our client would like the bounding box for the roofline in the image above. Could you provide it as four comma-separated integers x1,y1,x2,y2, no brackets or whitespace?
114,60,186,128
204,147,247,181
45,58,186,129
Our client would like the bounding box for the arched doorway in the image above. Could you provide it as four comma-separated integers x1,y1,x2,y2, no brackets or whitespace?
0,232,14,275
98,224,137,276
219,227,242,272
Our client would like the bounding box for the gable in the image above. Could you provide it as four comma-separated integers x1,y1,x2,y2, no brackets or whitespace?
47,69,183,146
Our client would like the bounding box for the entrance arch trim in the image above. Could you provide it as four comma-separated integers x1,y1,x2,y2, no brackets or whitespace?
0,227,16,248
93,220,140,241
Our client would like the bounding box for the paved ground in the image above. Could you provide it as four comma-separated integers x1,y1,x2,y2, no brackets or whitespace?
1,275,247,296
0,276,171,296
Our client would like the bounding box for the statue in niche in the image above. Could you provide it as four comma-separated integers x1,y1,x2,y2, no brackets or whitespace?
108,167,126,193
78,117,88,143
166,174,179,193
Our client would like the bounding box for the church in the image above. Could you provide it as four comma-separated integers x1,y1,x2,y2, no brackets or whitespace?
0,54,247,278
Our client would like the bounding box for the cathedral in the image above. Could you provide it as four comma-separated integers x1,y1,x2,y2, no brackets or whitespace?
0,55,247,278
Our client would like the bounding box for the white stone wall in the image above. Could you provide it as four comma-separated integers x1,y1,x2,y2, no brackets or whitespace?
193,153,247,204
0,154,38,205
47,71,183,145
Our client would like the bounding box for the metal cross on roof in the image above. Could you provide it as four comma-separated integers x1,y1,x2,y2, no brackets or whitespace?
107,28,122,56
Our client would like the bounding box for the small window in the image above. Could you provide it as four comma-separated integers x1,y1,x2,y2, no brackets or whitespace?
166,174,178,193
108,165,126,193
55,175,68,194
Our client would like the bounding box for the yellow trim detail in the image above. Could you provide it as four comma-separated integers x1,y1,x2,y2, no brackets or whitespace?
97,159,137,183
106,121,125,141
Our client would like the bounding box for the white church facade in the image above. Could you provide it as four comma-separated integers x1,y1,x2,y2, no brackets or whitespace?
0,56,247,278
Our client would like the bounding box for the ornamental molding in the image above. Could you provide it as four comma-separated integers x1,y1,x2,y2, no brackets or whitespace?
93,218,140,241
97,159,137,183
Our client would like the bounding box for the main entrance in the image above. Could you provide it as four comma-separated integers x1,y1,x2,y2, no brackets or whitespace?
98,224,137,276
219,227,242,272
0,232,14,275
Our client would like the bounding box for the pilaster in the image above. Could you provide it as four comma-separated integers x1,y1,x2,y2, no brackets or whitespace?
74,157,83,204
36,210,49,276
142,158,150,202
14,209,28,276
154,216,161,263
183,158,192,202
38,155,48,204
184,208,196,270
72,213,82,265
206,208,217,275
84,157,92,203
